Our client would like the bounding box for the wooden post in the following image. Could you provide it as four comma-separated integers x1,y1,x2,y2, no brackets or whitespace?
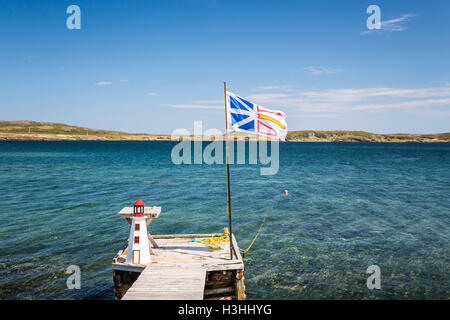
223,81,234,260
235,271,246,300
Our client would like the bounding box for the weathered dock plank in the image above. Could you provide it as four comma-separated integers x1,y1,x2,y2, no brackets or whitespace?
122,265,206,300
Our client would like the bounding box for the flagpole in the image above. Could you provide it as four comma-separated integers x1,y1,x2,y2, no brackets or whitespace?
223,81,234,260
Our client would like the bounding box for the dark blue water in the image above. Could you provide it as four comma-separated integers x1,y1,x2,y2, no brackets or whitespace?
0,141,448,299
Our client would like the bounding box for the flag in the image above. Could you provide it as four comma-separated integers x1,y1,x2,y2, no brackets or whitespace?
226,91,287,141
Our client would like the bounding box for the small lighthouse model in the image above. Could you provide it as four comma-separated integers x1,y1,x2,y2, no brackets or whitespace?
126,199,151,265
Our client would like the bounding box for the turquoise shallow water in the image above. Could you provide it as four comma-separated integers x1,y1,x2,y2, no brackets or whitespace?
0,141,448,299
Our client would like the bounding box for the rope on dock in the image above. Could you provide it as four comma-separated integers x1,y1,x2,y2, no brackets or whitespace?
188,214,266,256
240,214,266,258
188,230,230,249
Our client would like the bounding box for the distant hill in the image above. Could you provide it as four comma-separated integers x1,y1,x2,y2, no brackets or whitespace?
287,130,450,142
0,121,448,142
0,120,169,141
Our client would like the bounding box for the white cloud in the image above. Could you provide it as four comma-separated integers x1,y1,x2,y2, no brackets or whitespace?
354,98,450,111
361,14,417,35
95,81,113,86
194,99,223,104
164,85,450,118
381,14,416,32
304,66,342,76
250,85,296,92
289,113,340,119
167,99,225,109
146,92,159,96
247,93,291,101
167,104,222,109
246,85,450,115
119,79,129,82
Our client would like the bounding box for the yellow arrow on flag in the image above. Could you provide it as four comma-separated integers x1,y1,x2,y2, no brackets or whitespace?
257,114,286,129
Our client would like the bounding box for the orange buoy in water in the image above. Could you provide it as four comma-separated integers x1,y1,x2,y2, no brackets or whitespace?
284,190,288,196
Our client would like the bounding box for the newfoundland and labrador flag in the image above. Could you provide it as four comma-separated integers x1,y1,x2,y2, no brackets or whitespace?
226,91,287,141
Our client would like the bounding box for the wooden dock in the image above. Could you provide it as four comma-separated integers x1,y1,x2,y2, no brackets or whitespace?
113,232,246,300
122,265,206,300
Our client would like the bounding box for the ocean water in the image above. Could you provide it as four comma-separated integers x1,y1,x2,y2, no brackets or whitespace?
0,141,448,300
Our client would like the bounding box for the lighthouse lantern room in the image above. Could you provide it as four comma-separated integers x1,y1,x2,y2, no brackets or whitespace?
125,199,151,265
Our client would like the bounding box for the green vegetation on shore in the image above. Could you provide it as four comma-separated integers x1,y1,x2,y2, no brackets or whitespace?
0,120,449,142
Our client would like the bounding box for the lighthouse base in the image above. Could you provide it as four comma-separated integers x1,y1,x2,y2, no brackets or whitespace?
111,242,146,300
112,269,142,300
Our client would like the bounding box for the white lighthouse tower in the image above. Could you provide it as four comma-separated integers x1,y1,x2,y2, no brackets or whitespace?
126,199,151,265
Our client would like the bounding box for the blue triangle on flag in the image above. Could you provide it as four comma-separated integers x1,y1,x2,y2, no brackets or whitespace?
239,120,255,131
230,112,249,125
230,96,253,111
236,95,254,110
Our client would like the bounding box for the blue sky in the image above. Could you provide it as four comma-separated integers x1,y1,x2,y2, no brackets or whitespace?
1,0,449,134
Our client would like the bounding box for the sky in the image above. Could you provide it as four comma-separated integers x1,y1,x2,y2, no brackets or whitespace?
0,0,449,134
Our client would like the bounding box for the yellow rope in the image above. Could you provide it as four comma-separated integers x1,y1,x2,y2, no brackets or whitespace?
190,230,230,250
240,214,266,256
189,214,266,255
